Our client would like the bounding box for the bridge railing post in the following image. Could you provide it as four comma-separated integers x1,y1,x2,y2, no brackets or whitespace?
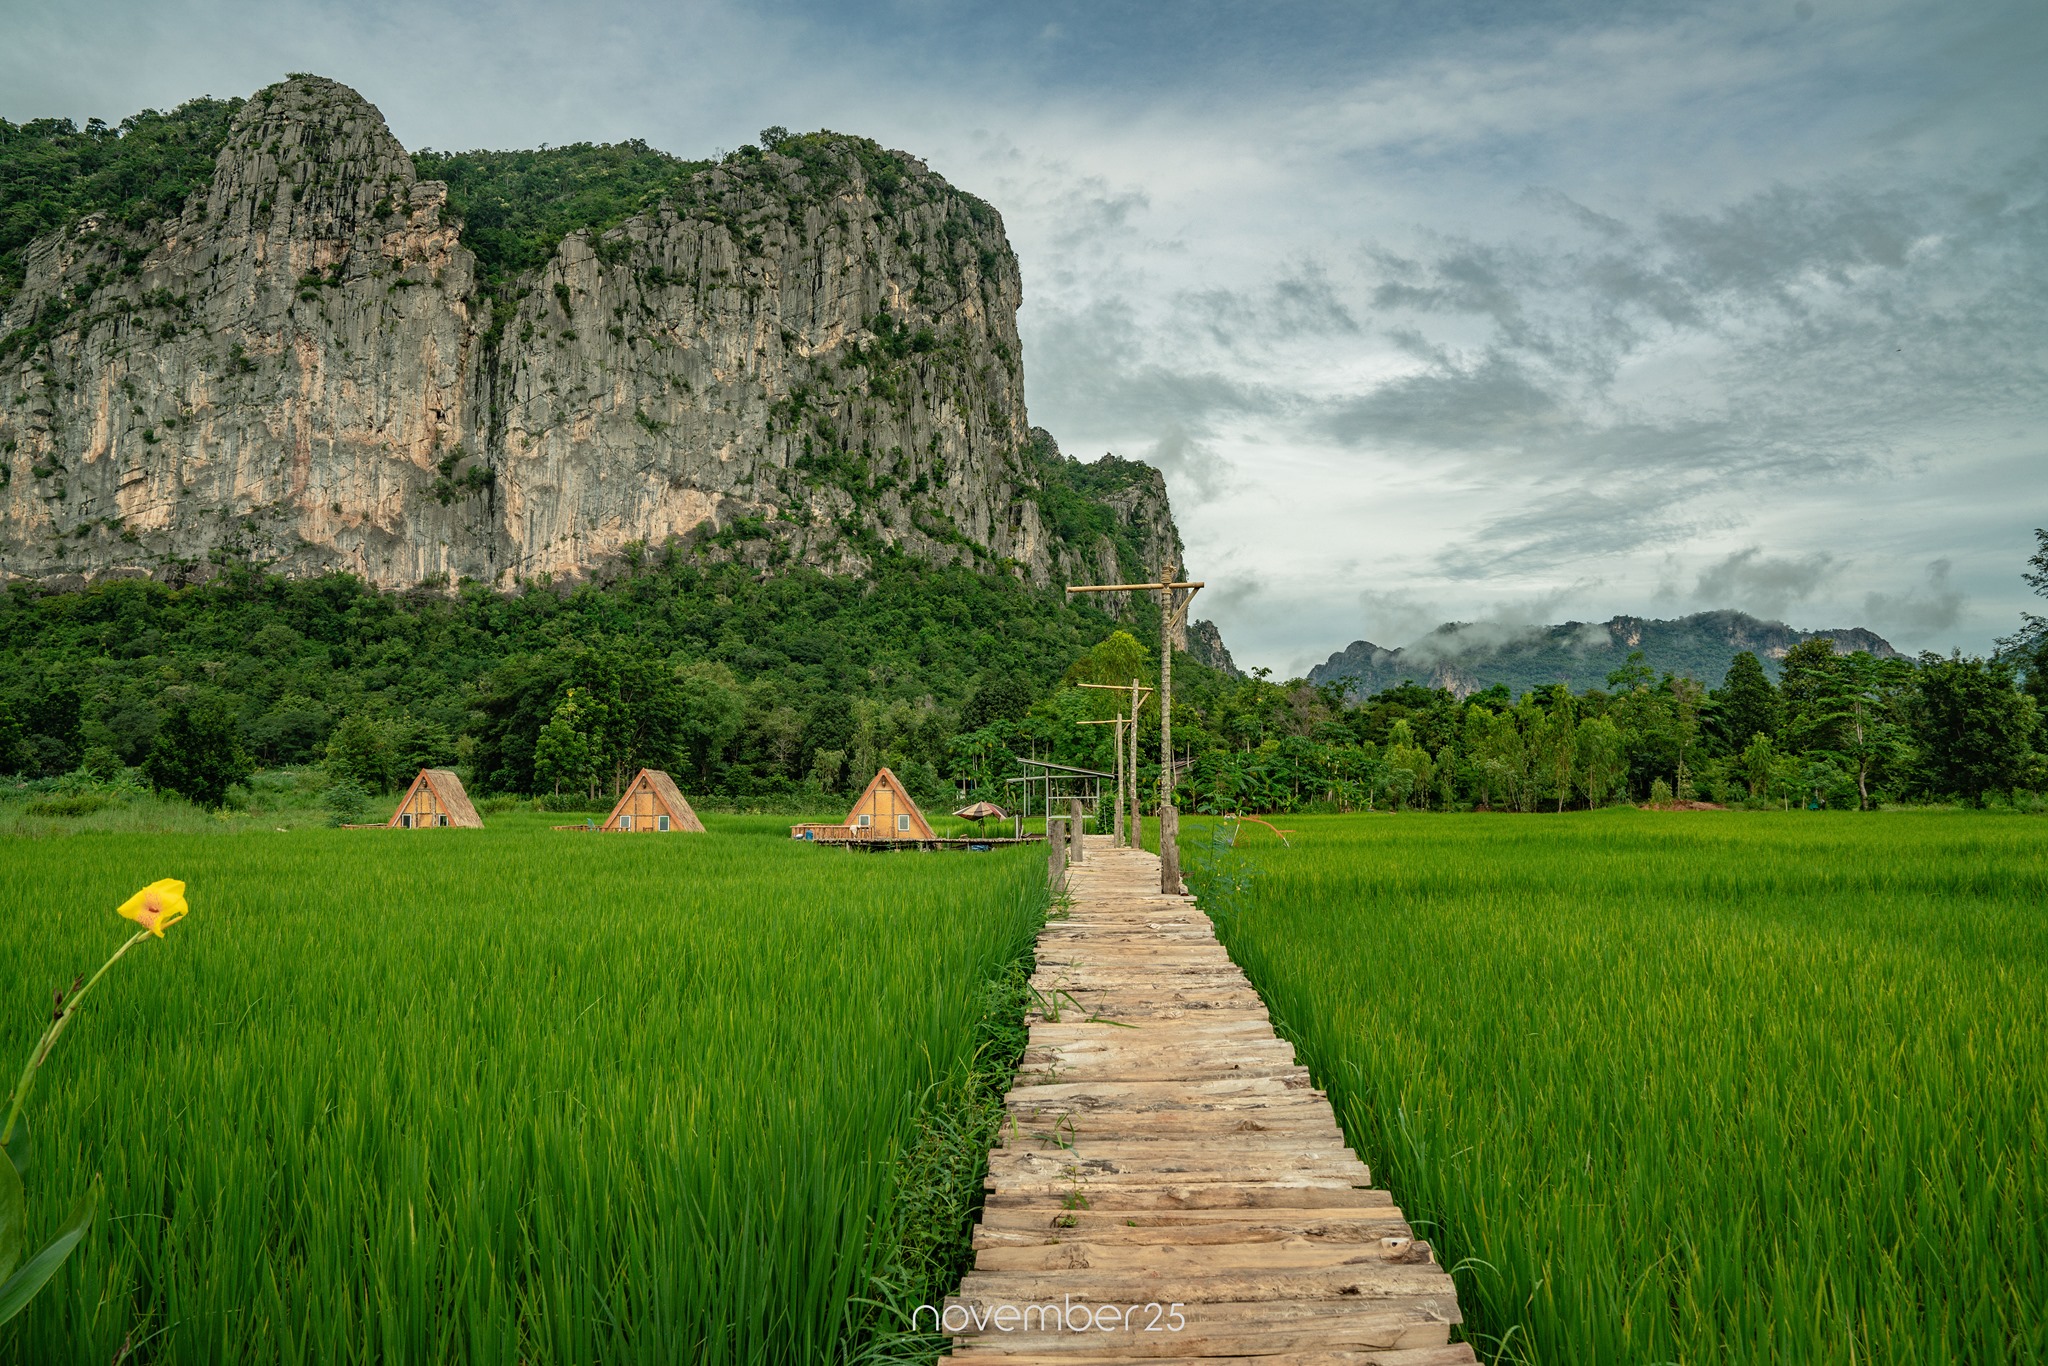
1047,816,1067,893
1160,805,1182,894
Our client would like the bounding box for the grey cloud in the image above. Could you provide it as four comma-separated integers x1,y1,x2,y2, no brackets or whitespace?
1206,571,1267,617
1366,165,2043,406
1368,244,1531,341
1271,264,1362,336
1148,424,1229,503
1352,589,1445,650
1032,298,1270,424
1044,177,1151,253
1693,547,1839,616
1655,183,1922,302
1864,558,1968,635
1026,297,1277,506
1179,261,1360,351
1435,483,1699,580
1403,620,1547,663
1323,351,1565,450
1517,186,1630,241
1395,584,1607,661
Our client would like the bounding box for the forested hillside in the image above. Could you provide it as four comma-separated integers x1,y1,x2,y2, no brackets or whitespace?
0,551,1187,809
3,541,2042,818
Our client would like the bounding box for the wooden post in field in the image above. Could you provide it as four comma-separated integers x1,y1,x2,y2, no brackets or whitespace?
1047,816,1067,892
1067,563,1201,893
1068,797,1086,861
1111,717,1126,844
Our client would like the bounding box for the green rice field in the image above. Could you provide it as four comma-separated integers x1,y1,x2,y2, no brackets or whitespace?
1185,809,2047,1366
0,814,1044,1364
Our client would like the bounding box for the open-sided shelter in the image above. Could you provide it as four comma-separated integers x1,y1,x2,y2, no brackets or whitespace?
601,769,706,833
388,769,482,828
791,766,935,842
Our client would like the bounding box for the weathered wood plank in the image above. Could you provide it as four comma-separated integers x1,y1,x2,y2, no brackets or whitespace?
936,843,1473,1363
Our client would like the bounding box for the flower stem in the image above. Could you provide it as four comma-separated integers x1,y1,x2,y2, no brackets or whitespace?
1,929,152,1150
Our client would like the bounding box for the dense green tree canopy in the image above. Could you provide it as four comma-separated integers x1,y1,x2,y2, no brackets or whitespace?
5,541,2045,816
1,97,242,310
411,141,711,295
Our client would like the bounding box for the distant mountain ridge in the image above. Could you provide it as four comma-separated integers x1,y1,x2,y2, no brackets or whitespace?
1307,610,1901,698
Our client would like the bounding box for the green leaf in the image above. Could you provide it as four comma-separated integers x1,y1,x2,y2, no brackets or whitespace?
0,1145,22,1283
0,1173,98,1328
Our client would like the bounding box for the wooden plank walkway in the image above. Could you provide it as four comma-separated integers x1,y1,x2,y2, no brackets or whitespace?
941,836,1476,1364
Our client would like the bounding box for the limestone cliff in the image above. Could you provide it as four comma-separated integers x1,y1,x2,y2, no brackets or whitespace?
0,76,1233,666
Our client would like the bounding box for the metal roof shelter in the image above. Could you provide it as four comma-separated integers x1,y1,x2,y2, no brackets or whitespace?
1005,757,1111,819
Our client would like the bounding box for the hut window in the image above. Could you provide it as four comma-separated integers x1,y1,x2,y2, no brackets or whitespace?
437,814,448,827
620,815,633,831
400,814,413,828
897,814,910,832
658,815,670,831
857,814,871,827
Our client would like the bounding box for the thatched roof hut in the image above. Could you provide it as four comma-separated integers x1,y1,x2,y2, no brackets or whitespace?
388,770,483,828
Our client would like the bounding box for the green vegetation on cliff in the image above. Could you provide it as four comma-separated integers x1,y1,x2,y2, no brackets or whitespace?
412,141,712,293
413,126,1002,301
0,97,243,310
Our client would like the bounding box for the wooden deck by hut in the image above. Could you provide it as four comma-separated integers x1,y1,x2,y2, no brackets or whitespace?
388,769,482,828
791,766,935,843
601,769,706,832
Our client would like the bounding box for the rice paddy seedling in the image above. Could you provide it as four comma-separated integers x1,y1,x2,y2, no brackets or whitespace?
0,816,1043,1363
1187,808,2048,1366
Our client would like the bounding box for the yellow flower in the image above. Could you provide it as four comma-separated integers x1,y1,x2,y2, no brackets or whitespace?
117,878,189,937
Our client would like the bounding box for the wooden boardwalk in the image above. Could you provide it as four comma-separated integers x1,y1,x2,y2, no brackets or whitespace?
941,836,1476,1364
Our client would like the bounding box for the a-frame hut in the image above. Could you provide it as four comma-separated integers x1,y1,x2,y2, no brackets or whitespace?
388,769,483,828
842,766,935,841
601,769,706,833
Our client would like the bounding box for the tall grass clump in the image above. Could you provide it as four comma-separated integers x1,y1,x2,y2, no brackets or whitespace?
1187,809,2047,1366
0,818,1042,1363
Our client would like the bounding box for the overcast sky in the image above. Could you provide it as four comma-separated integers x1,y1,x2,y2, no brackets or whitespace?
8,0,2044,674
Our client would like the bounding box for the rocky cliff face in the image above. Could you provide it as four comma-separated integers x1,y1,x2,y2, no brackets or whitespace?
0,76,1232,664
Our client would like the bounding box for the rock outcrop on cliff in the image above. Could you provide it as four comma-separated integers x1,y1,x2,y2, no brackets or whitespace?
0,76,1233,667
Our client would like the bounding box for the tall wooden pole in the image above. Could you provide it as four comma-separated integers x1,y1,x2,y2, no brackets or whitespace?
1158,558,1180,893
1129,677,1141,847
1112,716,1126,844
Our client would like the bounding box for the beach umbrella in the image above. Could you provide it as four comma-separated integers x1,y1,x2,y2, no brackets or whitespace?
953,800,1008,834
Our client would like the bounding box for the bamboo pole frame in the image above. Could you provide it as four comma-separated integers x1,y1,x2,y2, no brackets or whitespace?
1067,567,1202,890
1076,681,1153,848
